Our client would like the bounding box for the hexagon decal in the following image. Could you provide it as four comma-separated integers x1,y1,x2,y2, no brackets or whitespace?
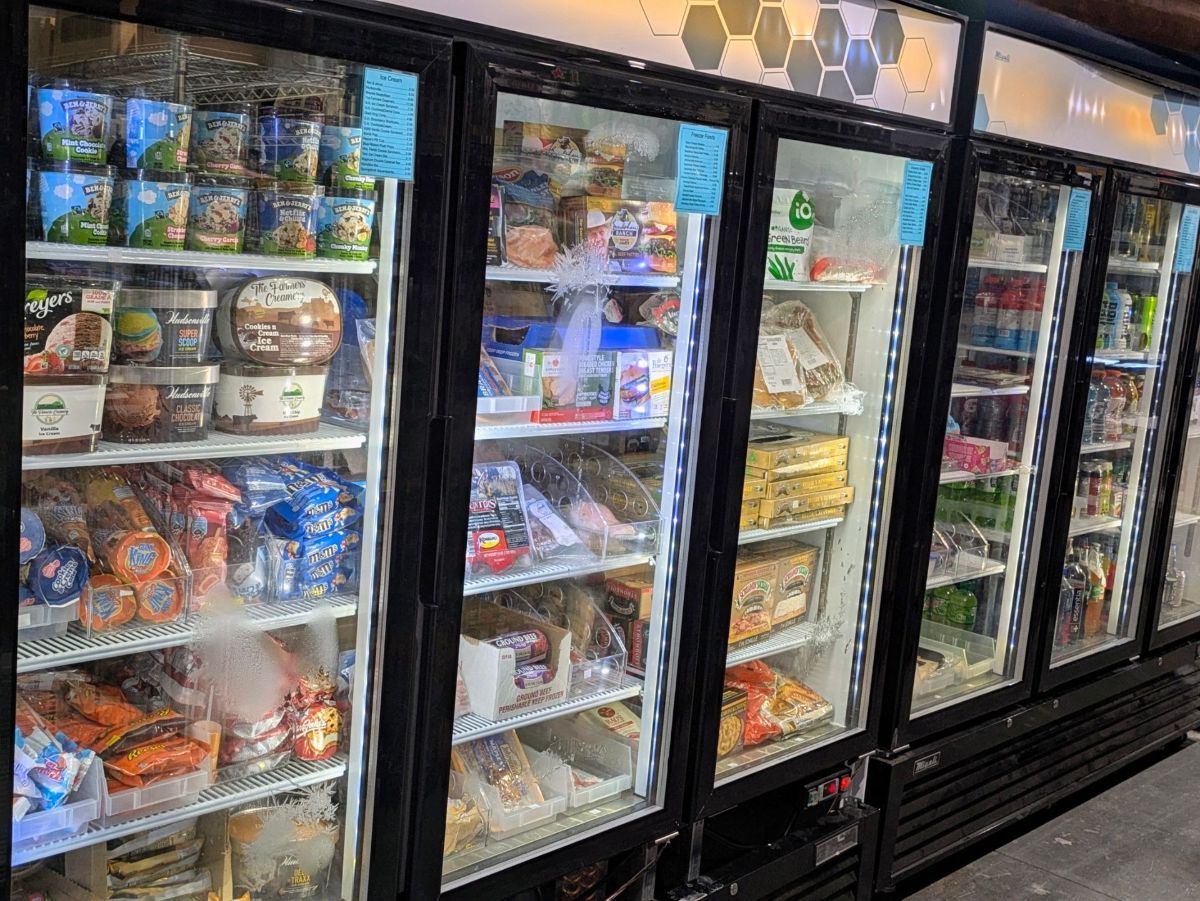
682,4,728,70
845,38,877,96
820,69,854,103
639,0,688,35
721,38,765,82
762,71,792,89
1185,133,1200,173
1183,100,1200,135
840,0,876,37
974,94,990,130
1169,111,1186,155
718,0,759,36
1150,92,1169,136
813,8,848,66
875,66,906,111
898,36,931,93
1166,91,1185,113
871,8,904,66
786,38,823,93
783,0,818,35
755,5,791,68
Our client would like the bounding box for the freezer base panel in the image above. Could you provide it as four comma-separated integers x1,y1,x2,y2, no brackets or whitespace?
868,639,1200,893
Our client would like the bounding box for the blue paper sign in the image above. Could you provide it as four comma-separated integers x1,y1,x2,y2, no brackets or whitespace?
674,123,728,216
1063,188,1092,252
898,159,933,246
1174,205,1200,274
360,67,418,182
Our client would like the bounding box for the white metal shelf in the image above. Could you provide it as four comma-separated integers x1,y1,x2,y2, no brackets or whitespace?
26,241,377,274
958,343,1038,359
486,265,678,288
11,754,347,866
738,515,845,545
475,417,667,441
750,398,860,421
22,421,367,471
17,594,358,673
1175,511,1200,529
968,257,1048,273
463,553,654,597
1069,514,1123,537
1093,349,1152,364
1079,439,1134,455
1107,256,1162,275
939,465,1027,485
726,621,822,666
763,281,874,294
926,560,1008,590
451,679,642,745
950,382,1030,398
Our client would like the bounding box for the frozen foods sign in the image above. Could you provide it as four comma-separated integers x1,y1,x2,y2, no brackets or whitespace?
385,0,961,123
977,30,1200,176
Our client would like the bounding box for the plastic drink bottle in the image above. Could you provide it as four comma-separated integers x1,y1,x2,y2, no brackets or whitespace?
1097,282,1119,349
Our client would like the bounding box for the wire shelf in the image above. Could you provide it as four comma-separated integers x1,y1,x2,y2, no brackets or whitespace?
452,679,642,745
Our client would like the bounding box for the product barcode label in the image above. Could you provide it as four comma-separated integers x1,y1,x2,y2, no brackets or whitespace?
757,334,802,393
788,327,829,372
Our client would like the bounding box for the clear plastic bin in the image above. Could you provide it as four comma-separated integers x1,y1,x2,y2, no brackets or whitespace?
12,756,101,848
524,721,633,809
465,771,566,839
922,620,998,681
17,598,79,641
101,758,210,824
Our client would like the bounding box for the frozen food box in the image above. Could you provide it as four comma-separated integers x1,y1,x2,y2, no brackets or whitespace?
763,469,849,499
740,499,761,522
604,572,655,621
739,511,759,531
458,601,572,720
486,318,659,364
759,486,855,519
613,349,672,420
717,688,748,759
560,196,677,275
757,508,849,532
753,539,820,628
742,477,766,501
500,121,589,185
523,348,616,424
627,617,651,673
761,455,850,481
729,551,774,645
744,429,850,471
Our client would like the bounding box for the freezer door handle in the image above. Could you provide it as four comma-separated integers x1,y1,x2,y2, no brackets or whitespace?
418,414,452,608
708,395,742,551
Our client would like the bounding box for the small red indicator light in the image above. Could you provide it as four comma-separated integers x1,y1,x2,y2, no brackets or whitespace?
840,775,852,792
825,780,838,795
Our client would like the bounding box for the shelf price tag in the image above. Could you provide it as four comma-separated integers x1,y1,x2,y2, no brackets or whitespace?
1174,205,1200,274
360,67,418,182
898,159,933,246
1063,188,1091,252
674,123,727,216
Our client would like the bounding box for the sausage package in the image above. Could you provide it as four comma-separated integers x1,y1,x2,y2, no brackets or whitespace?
466,462,533,575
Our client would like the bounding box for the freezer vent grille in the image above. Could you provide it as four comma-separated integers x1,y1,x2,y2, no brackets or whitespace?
763,842,860,901
891,665,1200,882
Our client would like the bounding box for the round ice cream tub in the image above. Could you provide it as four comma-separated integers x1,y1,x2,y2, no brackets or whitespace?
36,86,112,163
117,169,191,249
255,182,322,257
124,97,192,171
315,189,375,261
114,288,218,365
22,373,106,455
36,161,113,245
229,807,334,898
190,106,252,175
318,123,374,190
103,363,219,444
214,362,328,435
186,175,250,253
259,109,322,184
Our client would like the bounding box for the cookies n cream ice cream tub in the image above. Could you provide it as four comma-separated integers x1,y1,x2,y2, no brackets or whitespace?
191,107,252,175
116,170,192,249
318,124,374,190
124,98,192,170
259,109,322,184
316,189,375,261
103,363,219,443
114,288,218,365
37,162,113,245
214,362,329,435
23,373,106,455
255,182,322,257
216,276,342,365
37,86,112,163
24,278,115,374
187,176,249,253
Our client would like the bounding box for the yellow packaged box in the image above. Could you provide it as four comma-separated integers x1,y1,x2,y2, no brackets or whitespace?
740,498,761,521
743,477,767,500
729,552,774,645
754,540,820,627
763,454,850,481
739,512,759,531
764,469,849,499
760,486,855,518
758,507,850,530
717,688,747,759
745,430,850,470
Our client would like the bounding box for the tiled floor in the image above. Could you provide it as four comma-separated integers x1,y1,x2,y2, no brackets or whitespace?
909,739,1200,900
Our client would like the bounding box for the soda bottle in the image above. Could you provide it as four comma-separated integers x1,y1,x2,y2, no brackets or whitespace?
1021,279,1046,353
977,397,1008,442
1165,543,1185,609
1102,370,1126,442
1084,545,1106,637
1007,395,1029,456
995,280,1025,350
1086,376,1110,444
1096,460,1114,516
929,586,956,622
971,277,1002,346
1115,286,1134,351
1061,542,1089,644
1138,294,1157,352
1097,282,1119,349
948,587,978,630
1123,372,1141,436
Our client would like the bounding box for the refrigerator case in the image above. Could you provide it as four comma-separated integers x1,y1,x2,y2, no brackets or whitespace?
8,5,449,899
422,49,749,898
904,156,1099,727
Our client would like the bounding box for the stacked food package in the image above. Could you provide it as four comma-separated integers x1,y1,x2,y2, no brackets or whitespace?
742,426,852,532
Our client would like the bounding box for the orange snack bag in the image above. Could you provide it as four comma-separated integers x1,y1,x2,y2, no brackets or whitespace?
84,574,137,631
105,736,209,788
65,681,143,727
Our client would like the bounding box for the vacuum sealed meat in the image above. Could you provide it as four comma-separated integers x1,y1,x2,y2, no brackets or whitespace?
467,462,533,575
761,301,845,401
522,484,589,560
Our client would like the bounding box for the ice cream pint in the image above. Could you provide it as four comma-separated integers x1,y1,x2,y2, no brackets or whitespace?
318,124,374,189
24,278,116,374
214,363,329,435
124,98,192,170
37,163,113,245
255,183,322,257
259,110,322,184
37,86,112,163
216,276,342,365
316,190,375,260
114,289,217,365
103,364,219,443
187,176,249,253
191,108,252,174
116,171,191,249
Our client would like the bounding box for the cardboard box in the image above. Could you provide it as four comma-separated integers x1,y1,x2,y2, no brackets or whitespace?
459,602,572,719
755,540,820,628
740,498,761,521
745,430,850,470
560,196,678,275
757,507,849,531
614,349,672,420
605,572,655,620
729,553,774,645
523,348,615,423
628,617,651,672
760,486,855,518
739,512,759,531
764,469,848,499
944,433,1009,474
501,121,589,188
743,477,767,500
717,688,748,759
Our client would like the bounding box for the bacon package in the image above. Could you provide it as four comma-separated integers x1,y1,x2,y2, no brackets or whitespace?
467,462,533,575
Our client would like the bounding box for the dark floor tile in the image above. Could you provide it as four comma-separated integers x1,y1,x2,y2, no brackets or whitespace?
907,853,1118,901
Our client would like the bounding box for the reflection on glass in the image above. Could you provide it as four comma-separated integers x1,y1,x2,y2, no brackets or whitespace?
445,94,720,885
716,141,914,782
912,173,1081,714
1052,194,1184,665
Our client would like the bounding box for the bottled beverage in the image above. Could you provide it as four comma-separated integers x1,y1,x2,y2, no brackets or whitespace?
971,277,1002,346
957,397,979,435
1102,370,1126,442
1097,282,1119,349
1123,373,1142,436
1020,279,1046,353
1007,395,1028,455
977,397,1007,442
1115,286,1134,351
1080,462,1100,517
945,587,978,630
1086,376,1110,444
1138,294,1157,352
929,586,955,622
995,279,1026,350
1061,542,1089,644
1096,461,1114,516
1084,545,1105,637
1165,543,1185,609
